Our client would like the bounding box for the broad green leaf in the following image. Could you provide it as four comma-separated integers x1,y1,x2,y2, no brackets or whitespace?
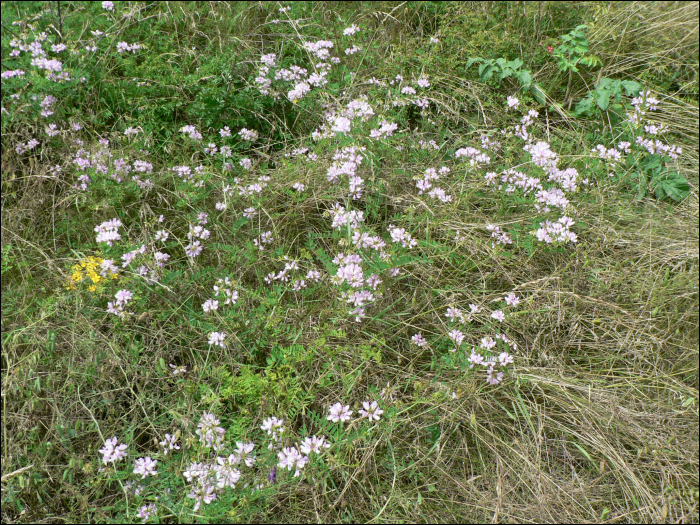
573,96,594,116
479,63,495,80
530,83,547,105
517,70,532,88
597,77,614,90
596,90,610,111
621,80,642,96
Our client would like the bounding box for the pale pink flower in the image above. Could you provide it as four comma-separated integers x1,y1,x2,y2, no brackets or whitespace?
504,294,519,307
327,403,353,423
358,401,384,422
133,457,158,478
99,437,128,465
208,331,226,348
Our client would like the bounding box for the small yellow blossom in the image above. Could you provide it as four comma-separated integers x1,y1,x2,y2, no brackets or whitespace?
65,256,116,293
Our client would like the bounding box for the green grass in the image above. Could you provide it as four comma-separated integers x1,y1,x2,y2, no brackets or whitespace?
1,1,698,523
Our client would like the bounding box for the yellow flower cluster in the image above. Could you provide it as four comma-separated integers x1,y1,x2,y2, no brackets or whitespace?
65,256,117,292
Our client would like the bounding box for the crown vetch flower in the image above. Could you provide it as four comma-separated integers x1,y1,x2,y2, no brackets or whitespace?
358,401,384,422
133,457,158,478
327,402,353,423
99,437,128,464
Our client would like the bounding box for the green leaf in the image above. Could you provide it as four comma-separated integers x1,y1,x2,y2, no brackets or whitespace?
580,55,601,68
517,70,532,89
530,83,547,105
572,442,597,472
597,77,614,90
682,397,696,408
500,67,514,80
635,182,647,200
573,96,595,117
595,91,610,111
620,80,642,96
479,63,495,81
655,172,690,202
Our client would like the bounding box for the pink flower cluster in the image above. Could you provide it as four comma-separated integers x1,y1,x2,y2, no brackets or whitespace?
95,218,122,246
208,331,226,348
387,225,418,248
107,289,134,318
369,120,399,139
416,167,453,203
455,146,490,166
182,420,258,511
326,146,367,199
99,437,128,465
179,125,203,141
116,42,142,54
535,216,578,244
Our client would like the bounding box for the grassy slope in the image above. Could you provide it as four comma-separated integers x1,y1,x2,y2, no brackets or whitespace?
1,1,698,523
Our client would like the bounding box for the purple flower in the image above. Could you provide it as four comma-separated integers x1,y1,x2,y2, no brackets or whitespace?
179,125,202,141
358,401,384,422
299,435,331,455
136,503,156,524
235,442,256,467
344,24,360,36
187,481,217,512
327,402,353,423
114,289,133,305
335,262,364,288
480,337,496,350
214,455,241,489
411,333,427,347
277,446,309,477
95,218,122,246
202,299,219,313
504,293,520,307
196,412,226,451
159,433,180,455
133,457,158,478
239,128,258,141
185,240,203,257
99,437,128,464
207,332,226,348
498,352,514,366
448,329,465,346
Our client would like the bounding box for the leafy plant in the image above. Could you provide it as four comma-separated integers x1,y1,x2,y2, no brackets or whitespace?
466,56,550,103
552,24,601,73
466,57,532,89
574,77,641,117
626,153,690,202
